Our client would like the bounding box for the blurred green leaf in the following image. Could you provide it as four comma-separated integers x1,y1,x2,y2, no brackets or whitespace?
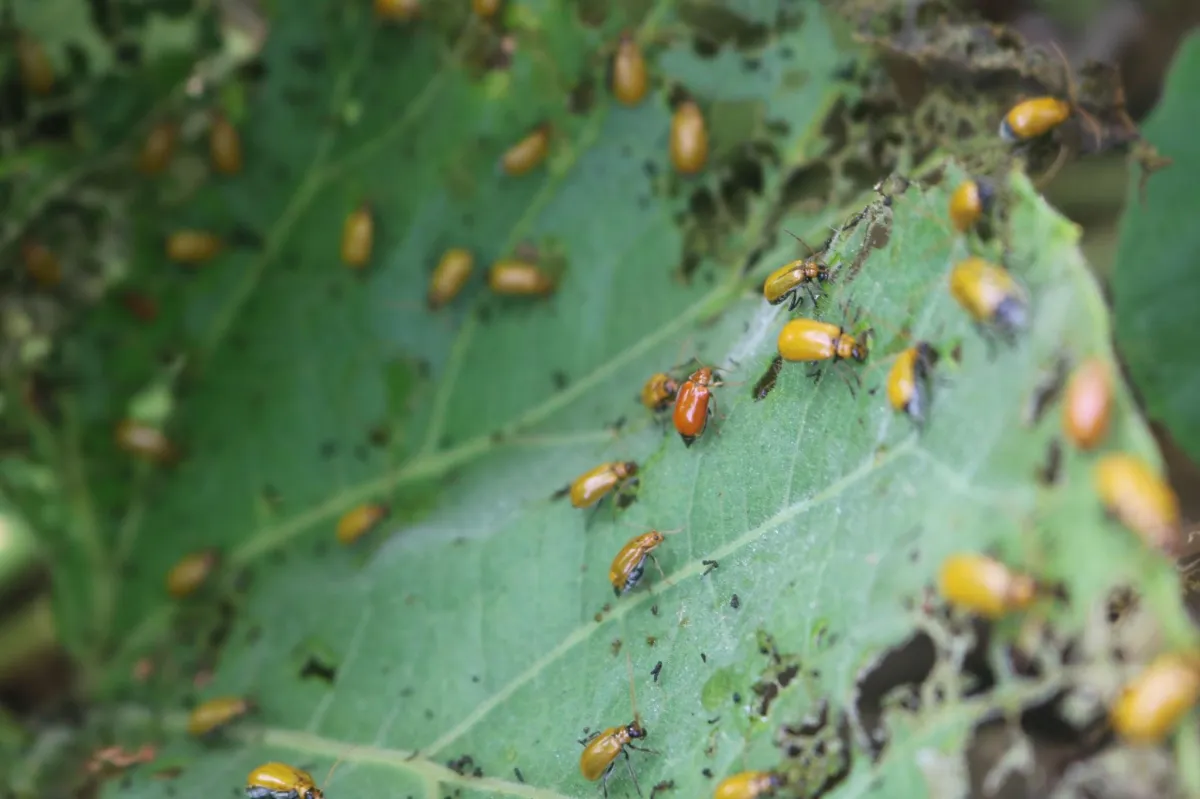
3,2,1195,799
1113,32,1200,464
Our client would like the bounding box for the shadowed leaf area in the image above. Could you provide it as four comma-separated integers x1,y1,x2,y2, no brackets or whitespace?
1114,33,1200,465
9,1,1195,798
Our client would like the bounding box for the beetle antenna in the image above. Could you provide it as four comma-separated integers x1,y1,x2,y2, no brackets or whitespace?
783,228,817,257
1049,40,1101,150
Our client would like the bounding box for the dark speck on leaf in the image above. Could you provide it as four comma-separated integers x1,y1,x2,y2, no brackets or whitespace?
642,160,658,179
701,652,707,663
319,441,337,459
730,594,741,609
702,768,713,779
551,370,569,390
514,768,524,783
368,425,391,447
732,692,741,703
651,604,659,616
298,655,337,684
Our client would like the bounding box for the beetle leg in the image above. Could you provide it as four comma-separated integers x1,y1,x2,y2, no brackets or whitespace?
622,748,643,798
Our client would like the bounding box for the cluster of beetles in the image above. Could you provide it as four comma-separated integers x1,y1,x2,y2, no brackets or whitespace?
17,1,1181,797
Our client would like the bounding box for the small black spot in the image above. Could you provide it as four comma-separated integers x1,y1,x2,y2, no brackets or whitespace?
702,559,719,576
608,416,627,432
732,692,741,703
642,160,659,179
514,767,524,783
368,425,392,447
701,652,708,663
651,604,659,616
551,370,569,390
730,594,741,609
701,768,714,779
319,441,337,459
1036,438,1063,486
471,675,480,683
651,661,663,682
298,655,337,684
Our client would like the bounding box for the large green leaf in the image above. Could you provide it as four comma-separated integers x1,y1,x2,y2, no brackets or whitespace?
5,2,1196,798
1113,32,1200,465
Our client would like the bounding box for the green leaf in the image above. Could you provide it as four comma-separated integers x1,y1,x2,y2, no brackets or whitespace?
1113,31,1200,464
9,2,1195,798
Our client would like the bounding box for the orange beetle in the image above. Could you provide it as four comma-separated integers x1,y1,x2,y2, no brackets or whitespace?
1094,453,1181,555
374,0,420,21
673,366,723,447
115,419,178,465
948,179,994,233
488,259,556,297
611,33,648,106
937,553,1037,619
1110,651,1200,744
777,318,869,364
713,771,783,799
501,125,551,176
1062,357,1112,450
336,503,390,545
138,120,179,175
428,248,475,309
167,549,220,598
187,696,254,736
342,204,374,269
567,461,639,509
640,372,680,413
670,101,708,175
609,530,677,596
166,231,222,265
209,111,243,175
579,654,654,797
1000,97,1071,143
